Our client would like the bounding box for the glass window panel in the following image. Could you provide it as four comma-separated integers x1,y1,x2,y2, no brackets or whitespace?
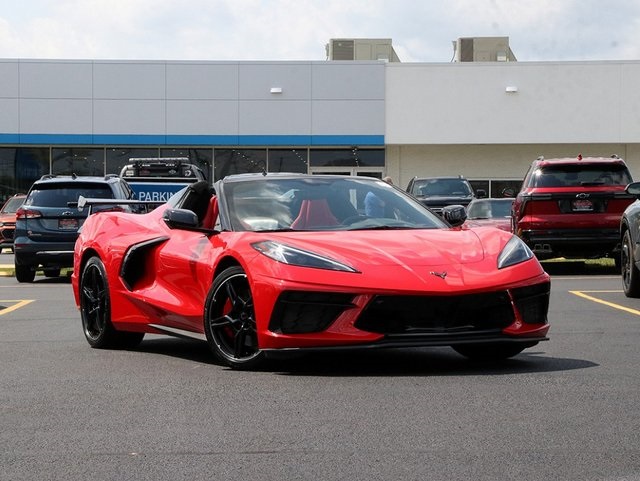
214,149,266,181
52,148,105,176
469,180,489,197
267,149,308,174
490,179,521,198
0,147,50,199
310,149,384,167
106,148,159,175
161,148,213,181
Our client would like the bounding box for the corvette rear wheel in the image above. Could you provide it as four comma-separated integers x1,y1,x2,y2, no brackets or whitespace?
452,342,532,361
204,266,265,370
80,257,144,349
621,230,640,297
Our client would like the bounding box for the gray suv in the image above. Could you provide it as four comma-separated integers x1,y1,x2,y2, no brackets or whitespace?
14,174,135,282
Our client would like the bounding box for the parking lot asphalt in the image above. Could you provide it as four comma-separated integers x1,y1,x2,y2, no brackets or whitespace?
1,267,637,481
0,249,12,276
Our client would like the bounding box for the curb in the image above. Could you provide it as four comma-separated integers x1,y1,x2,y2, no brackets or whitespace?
0,265,73,278
0,265,14,277
0,264,73,277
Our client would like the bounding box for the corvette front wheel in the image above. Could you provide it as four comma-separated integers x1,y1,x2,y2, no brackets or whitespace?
204,266,265,370
80,256,144,349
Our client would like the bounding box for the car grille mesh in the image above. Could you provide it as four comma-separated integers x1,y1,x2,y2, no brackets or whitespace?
355,291,515,334
269,291,355,334
511,282,550,324
269,283,550,336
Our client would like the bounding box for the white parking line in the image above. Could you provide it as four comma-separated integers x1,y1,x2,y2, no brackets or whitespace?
570,290,640,316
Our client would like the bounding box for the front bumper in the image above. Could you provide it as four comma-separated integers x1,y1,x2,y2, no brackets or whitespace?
258,276,551,350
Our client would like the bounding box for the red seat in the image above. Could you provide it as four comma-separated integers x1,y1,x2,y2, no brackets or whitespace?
201,196,219,229
291,199,338,229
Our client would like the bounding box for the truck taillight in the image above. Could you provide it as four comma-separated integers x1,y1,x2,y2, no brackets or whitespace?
16,207,42,219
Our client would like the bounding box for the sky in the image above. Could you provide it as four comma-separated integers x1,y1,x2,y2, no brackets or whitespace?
1,0,640,63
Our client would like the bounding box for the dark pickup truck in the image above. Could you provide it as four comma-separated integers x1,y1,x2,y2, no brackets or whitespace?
120,157,208,202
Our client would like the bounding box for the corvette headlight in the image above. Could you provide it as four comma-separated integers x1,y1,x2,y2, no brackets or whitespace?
252,240,359,272
497,235,534,269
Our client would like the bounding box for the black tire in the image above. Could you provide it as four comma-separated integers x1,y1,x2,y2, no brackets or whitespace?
621,229,640,297
43,268,61,278
204,266,265,370
15,262,35,283
452,342,533,361
80,256,144,349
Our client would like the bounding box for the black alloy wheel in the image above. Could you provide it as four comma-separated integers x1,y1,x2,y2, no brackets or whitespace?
204,266,265,370
621,230,640,297
80,256,144,349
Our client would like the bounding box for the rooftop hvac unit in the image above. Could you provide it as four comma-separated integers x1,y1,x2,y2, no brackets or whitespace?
331,39,355,60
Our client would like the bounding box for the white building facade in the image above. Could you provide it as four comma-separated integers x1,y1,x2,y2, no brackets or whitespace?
1,57,639,199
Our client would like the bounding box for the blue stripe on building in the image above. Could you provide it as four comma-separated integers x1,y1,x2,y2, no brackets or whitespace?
5,133,384,147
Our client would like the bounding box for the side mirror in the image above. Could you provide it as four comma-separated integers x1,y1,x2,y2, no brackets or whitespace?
163,208,199,230
475,189,487,199
441,204,467,227
625,182,640,198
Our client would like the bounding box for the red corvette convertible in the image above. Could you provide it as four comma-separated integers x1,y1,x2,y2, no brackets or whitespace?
72,174,550,369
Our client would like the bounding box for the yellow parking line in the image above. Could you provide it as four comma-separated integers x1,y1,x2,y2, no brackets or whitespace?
570,290,640,316
574,290,623,293
0,300,34,316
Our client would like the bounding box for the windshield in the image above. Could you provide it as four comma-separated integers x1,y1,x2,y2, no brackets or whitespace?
223,176,447,232
467,199,513,219
1,196,25,213
412,179,472,197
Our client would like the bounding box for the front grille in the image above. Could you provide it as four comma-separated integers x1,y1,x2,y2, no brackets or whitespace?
512,282,550,324
269,291,355,334
355,291,514,334
1,230,14,241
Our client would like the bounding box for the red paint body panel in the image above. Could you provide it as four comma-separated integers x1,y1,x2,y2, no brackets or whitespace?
72,174,551,356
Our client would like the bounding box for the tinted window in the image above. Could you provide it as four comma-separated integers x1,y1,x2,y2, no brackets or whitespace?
531,164,632,187
26,183,114,207
1,196,26,213
413,179,472,196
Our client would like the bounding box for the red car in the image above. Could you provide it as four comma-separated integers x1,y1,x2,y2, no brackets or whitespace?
512,155,634,262
72,174,550,370
0,194,26,251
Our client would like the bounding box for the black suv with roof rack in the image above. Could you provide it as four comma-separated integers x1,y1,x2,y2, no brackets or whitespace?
512,154,634,263
13,174,135,282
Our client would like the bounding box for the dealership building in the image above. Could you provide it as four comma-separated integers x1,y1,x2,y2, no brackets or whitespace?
2,37,640,200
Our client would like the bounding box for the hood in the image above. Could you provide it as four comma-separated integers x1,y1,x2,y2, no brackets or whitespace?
272,228,491,268
418,195,473,204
